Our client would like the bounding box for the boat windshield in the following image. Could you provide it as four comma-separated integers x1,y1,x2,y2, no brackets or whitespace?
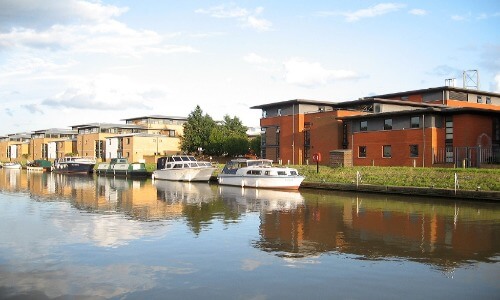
247,160,272,167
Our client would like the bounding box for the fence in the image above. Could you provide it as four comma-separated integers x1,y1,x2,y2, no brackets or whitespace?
433,145,500,168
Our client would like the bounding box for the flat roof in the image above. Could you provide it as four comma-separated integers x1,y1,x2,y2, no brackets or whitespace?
337,106,500,120
251,99,336,109
71,123,144,129
371,86,500,98
122,115,188,121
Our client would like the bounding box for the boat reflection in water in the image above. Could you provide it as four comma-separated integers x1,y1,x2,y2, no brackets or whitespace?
154,180,216,204
218,185,304,212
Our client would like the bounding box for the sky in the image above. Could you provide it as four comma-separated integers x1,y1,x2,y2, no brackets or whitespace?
0,0,499,135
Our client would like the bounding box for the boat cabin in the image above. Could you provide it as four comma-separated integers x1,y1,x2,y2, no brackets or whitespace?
156,155,212,170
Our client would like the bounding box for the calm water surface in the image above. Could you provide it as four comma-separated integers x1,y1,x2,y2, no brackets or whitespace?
0,169,499,299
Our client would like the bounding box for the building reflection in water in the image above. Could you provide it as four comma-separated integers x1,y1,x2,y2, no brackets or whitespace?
255,189,499,274
1,169,498,273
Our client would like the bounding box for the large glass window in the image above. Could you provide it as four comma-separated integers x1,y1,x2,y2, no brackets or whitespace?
383,145,392,158
384,119,392,130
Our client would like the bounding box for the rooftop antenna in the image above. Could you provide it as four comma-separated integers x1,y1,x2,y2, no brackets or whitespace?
445,78,456,87
463,70,479,90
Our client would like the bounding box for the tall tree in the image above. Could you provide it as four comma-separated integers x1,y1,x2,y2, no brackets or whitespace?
180,105,216,154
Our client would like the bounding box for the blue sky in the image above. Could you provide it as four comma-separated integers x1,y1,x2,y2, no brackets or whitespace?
1,0,499,135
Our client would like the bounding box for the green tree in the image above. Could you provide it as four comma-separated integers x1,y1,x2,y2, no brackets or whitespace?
249,135,261,156
206,126,226,156
224,136,249,157
181,105,216,154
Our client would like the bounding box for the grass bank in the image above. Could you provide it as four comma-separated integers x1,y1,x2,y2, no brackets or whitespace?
295,165,500,192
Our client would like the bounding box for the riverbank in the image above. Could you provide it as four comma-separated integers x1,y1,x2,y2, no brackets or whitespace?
297,165,500,201
146,163,500,200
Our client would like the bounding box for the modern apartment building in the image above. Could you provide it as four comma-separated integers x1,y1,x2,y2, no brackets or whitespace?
122,115,187,136
252,86,500,168
71,123,145,161
0,132,31,161
105,133,181,162
30,128,78,160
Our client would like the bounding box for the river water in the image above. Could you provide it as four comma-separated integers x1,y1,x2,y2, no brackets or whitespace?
0,169,499,299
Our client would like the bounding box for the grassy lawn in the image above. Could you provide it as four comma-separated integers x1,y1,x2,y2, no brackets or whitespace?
295,165,500,191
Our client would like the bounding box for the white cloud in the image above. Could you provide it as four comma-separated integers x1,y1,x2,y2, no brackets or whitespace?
41,74,161,111
244,53,272,64
0,21,198,57
246,16,273,31
343,3,406,22
283,58,359,87
494,74,500,92
196,4,272,31
409,9,427,16
451,14,467,21
0,0,128,30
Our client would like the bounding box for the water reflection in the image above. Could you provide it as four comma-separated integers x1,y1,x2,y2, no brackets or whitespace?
1,169,499,274
218,185,305,212
255,189,500,273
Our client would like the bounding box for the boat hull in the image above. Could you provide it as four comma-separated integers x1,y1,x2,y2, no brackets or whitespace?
2,163,22,170
152,167,216,182
96,162,149,177
217,174,304,190
53,163,95,174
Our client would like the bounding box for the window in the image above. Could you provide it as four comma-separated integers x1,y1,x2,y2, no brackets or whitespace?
277,108,282,116
359,146,367,158
477,96,482,103
445,116,453,143
383,145,392,158
411,116,420,128
410,145,418,157
486,97,491,104
384,119,393,130
127,138,130,145
360,121,368,131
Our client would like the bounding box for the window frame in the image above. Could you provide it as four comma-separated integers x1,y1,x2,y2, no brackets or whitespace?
358,146,367,158
409,144,419,158
360,121,368,132
410,116,420,129
382,145,392,158
384,118,393,130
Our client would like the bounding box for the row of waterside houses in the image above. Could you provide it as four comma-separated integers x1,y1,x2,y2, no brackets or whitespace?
0,115,189,164
2,85,500,168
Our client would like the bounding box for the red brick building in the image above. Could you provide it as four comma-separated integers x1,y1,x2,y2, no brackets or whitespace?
252,86,500,168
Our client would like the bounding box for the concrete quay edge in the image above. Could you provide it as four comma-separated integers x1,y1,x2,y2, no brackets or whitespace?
300,182,500,201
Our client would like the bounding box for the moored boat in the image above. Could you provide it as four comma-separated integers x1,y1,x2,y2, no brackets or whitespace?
152,155,216,182
217,159,304,190
96,158,149,177
53,156,96,174
27,159,53,172
2,162,22,170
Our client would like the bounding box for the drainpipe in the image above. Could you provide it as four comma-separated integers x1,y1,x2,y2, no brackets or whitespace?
292,104,295,165
422,114,426,167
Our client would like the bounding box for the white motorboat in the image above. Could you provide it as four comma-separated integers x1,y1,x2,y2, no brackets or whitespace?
2,162,22,169
152,155,216,182
217,159,304,190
